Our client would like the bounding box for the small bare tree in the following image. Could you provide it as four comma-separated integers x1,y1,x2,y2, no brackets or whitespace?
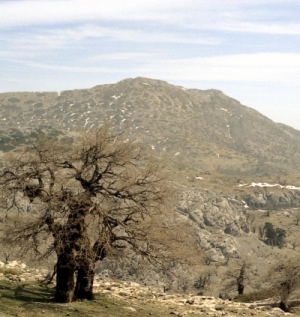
287,234,300,250
268,257,300,312
223,260,251,295
193,267,215,293
258,226,265,239
294,210,300,226
0,123,201,303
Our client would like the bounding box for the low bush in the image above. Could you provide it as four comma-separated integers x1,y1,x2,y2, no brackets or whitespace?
0,268,20,276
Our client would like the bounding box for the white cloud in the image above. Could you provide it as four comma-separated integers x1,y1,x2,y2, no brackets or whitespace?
1,0,298,31
0,0,192,27
7,52,299,87
10,60,123,73
73,25,219,44
209,22,300,35
88,52,154,61
139,53,300,85
0,25,221,49
0,25,219,60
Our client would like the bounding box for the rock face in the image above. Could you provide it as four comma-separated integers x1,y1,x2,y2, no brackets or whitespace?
243,190,300,210
177,187,249,261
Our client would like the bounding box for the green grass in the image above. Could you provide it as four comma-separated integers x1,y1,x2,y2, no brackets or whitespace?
0,280,134,317
0,280,205,317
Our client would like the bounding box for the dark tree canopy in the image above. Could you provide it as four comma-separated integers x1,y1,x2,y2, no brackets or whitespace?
0,124,201,302
264,222,286,248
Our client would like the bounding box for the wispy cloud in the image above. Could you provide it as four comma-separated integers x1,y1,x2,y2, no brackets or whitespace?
0,24,219,61
88,52,154,61
8,52,299,87
0,0,191,28
11,60,123,73
1,0,298,32
206,22,300,35
139,53,300,85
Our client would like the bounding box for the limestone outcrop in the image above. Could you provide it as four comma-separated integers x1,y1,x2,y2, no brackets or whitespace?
243,190,300,210
177,187,249,261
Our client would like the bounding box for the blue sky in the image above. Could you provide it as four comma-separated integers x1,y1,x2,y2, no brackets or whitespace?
0,1,299,129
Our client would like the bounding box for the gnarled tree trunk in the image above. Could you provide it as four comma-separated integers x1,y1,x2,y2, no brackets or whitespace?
75,264,95,300
54,258,75,303
74,239,108,300
279,300,289,312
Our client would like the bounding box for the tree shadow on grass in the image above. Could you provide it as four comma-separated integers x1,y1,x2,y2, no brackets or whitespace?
0,281,105,317
0,281,55,304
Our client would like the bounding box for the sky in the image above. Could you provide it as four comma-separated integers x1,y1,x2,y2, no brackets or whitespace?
0,0,299,129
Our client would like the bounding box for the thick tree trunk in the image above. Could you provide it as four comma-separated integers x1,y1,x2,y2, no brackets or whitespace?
75,265,95,300
279,300,289,312
54,261,75,303
237,283,244,295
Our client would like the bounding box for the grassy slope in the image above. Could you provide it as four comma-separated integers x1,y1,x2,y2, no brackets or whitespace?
1,280,294,317
0,280,202,317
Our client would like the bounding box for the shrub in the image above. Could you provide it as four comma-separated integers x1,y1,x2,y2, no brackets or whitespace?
0,268,20,276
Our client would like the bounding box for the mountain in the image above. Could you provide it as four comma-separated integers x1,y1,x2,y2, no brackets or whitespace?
2,77,300,300
1,77,299,175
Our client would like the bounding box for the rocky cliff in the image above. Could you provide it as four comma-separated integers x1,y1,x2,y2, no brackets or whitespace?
243,190,300,210
177,187,249,262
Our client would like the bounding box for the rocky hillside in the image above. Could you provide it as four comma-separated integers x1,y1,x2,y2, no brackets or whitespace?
0,261,293,317
1,77,300,175
177,187,249,260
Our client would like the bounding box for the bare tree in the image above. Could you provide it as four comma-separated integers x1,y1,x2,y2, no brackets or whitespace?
245,212,255,225
193,267,215,293
289,237,300,250
223,261,251,295
258,226,265,239
0,123,201,303
251,224,256,233
294,210,300,226
268,257,300,312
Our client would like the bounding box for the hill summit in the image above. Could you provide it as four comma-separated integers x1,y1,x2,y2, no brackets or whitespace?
1,77,300,175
